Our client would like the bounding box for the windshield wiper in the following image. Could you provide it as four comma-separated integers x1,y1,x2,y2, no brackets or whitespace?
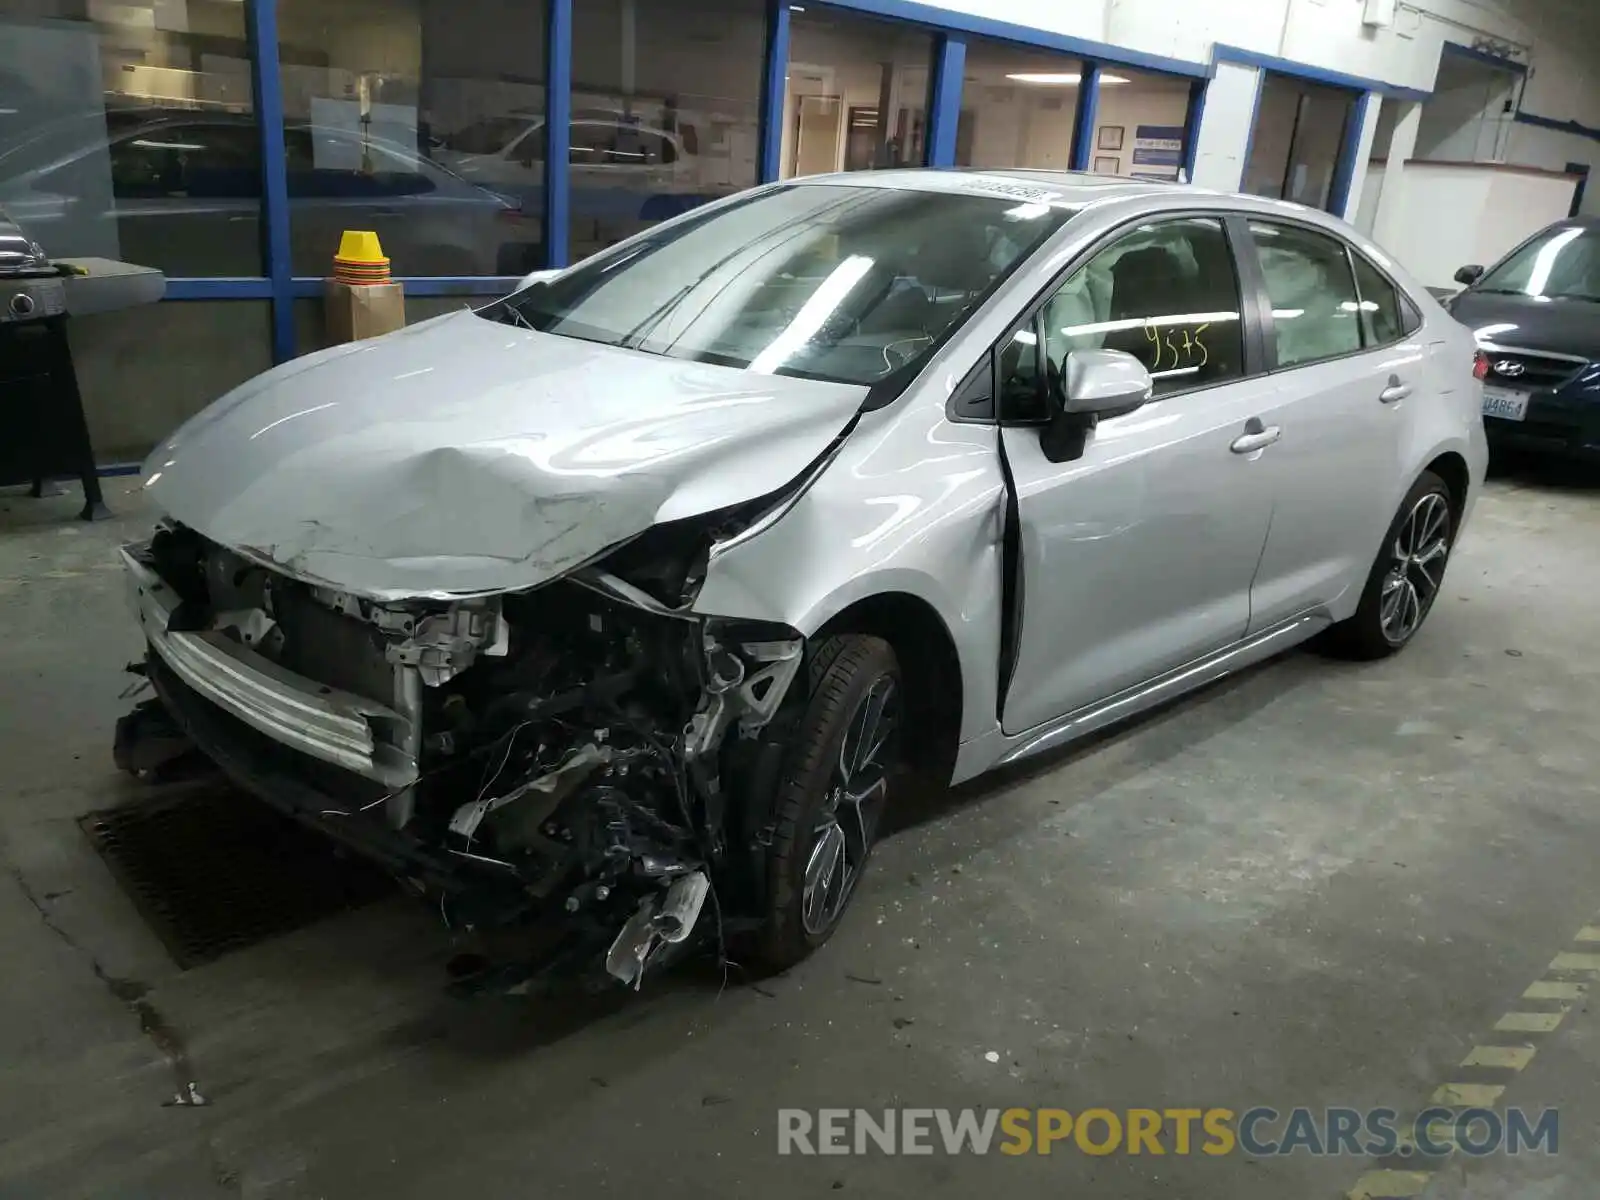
499,302,535,331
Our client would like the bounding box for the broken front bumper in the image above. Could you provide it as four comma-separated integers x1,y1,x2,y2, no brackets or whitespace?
121,545,419,790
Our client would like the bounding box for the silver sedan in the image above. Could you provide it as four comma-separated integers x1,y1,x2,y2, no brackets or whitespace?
119,170,1487,990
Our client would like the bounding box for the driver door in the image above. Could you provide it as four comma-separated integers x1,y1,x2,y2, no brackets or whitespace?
998,215,1279,735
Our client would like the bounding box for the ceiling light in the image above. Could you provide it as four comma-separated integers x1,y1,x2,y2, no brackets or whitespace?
1005,72,1130,85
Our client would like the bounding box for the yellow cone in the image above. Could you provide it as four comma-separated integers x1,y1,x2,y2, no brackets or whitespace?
335,230,387,264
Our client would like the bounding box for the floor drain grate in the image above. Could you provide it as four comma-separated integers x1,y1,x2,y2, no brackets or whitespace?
80,783,395,969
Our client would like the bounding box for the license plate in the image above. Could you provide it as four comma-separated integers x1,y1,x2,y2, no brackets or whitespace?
1482,385,1530,422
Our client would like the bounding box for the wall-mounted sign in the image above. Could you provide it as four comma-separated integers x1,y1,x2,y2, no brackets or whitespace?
1131,124,1184,179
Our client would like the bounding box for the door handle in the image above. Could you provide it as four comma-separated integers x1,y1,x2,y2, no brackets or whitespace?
1230,421,1282,454
1380,374,1412,404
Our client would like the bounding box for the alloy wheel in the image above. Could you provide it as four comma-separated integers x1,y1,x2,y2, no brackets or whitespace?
1379,491,1451,644
800,675,899,936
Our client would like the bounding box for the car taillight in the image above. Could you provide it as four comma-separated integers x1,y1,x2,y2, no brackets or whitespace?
1473,349,1490,380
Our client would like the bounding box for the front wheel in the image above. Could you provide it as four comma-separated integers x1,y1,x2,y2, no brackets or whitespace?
756,635,901,971
1322,471,1456,660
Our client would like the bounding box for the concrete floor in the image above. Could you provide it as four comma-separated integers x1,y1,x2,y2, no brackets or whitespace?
2,462,1598,1199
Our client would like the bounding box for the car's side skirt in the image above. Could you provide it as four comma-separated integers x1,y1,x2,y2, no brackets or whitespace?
951,610,1332,784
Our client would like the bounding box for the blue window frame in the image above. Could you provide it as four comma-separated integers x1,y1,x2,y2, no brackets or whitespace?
156,0,1428,366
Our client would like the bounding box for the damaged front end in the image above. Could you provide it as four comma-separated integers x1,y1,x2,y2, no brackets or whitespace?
119,515,809,991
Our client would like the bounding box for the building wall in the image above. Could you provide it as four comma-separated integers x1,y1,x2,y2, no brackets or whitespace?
17,0,1600,463
916,0,1600,188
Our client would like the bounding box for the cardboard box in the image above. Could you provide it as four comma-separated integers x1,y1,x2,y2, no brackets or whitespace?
324,280,406,344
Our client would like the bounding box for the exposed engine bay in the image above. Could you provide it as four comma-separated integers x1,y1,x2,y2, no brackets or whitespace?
118,518,811,992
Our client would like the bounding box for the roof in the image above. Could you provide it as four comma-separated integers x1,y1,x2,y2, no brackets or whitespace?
796,167,1209,211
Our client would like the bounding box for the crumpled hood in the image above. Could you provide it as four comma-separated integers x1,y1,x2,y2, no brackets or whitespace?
142,309,867,600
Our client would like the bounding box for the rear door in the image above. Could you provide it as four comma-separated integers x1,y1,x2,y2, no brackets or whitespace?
1236,219,1424,632
997,215,1280,734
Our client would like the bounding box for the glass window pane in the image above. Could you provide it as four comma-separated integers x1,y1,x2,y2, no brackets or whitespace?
1250,221,1363,367
499,182,1071,386
569,0,764,262
1243,72,1356,210
1350,252,1404,346
1092,69,1192,180
0,1,258,276
1042,217,1244,398
278,0,548,277
999,322,1046,422
957,40,1083,171
785,9,932,179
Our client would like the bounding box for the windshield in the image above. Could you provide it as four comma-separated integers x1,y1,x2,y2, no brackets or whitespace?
487,183,1076,386
1477,225,1600,302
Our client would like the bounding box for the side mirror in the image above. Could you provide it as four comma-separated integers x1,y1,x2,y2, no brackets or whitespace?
1039,350,1152,464
1454,264,1485,286
1063,349,1153,417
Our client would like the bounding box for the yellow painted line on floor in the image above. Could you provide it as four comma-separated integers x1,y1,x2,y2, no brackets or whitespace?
1348,1169,1433,1198
1460,1044,1536,1070
1495,1010,1566,1033
1429,1082,1505,1107
1523,979,1585,1001
1549,951,1600,973
1342,914,1600,1200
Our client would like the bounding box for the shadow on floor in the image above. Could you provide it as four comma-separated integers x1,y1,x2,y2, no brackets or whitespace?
1486,446,1600,491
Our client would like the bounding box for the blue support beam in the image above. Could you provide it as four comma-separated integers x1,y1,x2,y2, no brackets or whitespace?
1328,91,1373,218
1069,62,1101,173
290,277,522,298
164,278,276,300
1211,43,1430,103
813,0,1207,78
545,0,573,269
244,0,294,361
1181,76,1208,183
926,33,966,167
758,0,793,182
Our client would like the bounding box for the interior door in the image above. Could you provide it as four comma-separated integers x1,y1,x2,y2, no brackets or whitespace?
998,216,1278,735
1238,219,1418,633
792,95,842,176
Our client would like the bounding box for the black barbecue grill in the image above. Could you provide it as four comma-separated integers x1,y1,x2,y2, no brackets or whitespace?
0,209,165,519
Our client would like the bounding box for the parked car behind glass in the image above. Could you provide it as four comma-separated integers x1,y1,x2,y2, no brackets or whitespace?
0,108,536,277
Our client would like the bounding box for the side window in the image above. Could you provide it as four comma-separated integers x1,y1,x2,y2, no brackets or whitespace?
110,124,261,199
1249,221,1363,368
1350,251,1407,345
998,320,1046,422
1038,217,1246,401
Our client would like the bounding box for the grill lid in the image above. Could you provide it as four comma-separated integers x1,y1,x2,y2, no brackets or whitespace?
0,209,51,277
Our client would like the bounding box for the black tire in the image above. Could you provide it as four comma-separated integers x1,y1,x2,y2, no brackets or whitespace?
756,634,901,971
1321,470,1456,660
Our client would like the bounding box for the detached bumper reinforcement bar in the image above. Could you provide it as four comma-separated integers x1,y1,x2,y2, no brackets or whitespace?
121,544,417,789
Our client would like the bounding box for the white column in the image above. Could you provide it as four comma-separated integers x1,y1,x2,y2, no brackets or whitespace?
1189,62,1262,192
1338,93,1384,222
1372,101,1422,252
